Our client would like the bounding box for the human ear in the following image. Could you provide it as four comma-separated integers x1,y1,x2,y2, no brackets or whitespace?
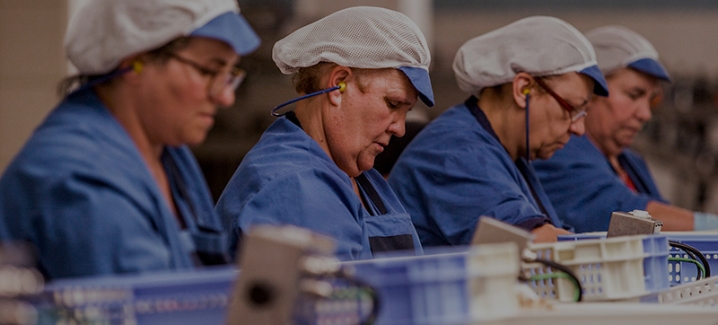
327,66,352,107
513,72,533,109
116,56,145,85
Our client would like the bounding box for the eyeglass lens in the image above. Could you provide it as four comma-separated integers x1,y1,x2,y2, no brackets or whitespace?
535,78,586,122
209,68,246,98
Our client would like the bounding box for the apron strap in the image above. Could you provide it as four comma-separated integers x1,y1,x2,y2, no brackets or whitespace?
355,173,388,215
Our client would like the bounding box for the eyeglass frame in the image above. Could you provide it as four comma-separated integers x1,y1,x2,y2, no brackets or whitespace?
167,52,246,100
533,77,587,122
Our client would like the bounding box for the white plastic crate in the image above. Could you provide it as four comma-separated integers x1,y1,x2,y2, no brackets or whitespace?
345,243,520,325
483,303,718,325
559,234,670,292
649,275,718,306
465,243,521,323
560,231,718,286
524,236,647,301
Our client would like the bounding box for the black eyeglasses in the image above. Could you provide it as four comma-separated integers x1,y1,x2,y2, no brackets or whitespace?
168,53,246,100
534,77,587,122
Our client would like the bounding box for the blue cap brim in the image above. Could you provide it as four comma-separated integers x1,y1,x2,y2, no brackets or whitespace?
628,58,671,82
191,12,260,56
579,65,609,97
398,66,435,107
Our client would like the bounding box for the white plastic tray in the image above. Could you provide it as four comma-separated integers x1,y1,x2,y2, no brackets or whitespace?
481,303,718,325
524,236,647,301
651,275,718,306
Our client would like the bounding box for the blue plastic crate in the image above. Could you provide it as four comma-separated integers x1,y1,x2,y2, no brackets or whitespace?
345,245,518,325
641,236,670,291
348,251,473,325
292,278,372,325
558,234,670,292
40,266,237,325
664,235,718,285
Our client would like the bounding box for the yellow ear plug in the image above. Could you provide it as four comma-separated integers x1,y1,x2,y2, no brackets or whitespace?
338,82,346,93
522,88,530,95
132,61,143,73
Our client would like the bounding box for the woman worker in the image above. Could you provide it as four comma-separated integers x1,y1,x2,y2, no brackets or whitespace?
388,16,609,245
533,26,718,232
0,0,260,280
215,6,434,260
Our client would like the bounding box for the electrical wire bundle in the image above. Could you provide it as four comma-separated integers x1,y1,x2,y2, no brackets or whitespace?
668,241,711,280
325,275,379,325
520,250,584,302
294,255,380,325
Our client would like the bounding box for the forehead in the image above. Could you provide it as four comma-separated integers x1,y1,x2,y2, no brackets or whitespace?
607,68,659,88
182,37,237,59
547,72,593,96
359,68,416,94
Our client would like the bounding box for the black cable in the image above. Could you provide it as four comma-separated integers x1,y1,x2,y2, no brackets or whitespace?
669,241,711,278
670,241,710,278
673,244,701,279
672,247,703,280
529,258,583,302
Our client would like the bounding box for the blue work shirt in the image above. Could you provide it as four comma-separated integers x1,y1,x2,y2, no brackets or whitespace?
0,88,228,280
215,113,422,261
388,97,567,247
533,134,667,232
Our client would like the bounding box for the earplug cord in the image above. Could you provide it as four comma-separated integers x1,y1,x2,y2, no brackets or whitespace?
271,82,346,117
524,91,530,162
71,66,134,94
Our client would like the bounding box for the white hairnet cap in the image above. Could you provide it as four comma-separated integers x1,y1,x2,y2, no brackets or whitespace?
585,26,670,81
272,6,434,107
453,16,609,98
65,0,260,75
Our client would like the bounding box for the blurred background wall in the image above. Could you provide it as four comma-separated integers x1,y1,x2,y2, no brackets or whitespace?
3,0,718,213
0,0,67,175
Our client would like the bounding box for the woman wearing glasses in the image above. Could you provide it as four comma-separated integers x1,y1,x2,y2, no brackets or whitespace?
388,16,609,245
533,26,718,232
0,0,259,280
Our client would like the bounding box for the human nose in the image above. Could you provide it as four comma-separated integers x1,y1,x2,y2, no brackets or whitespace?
388,112,407,137
209,68,244,107
211,86,236,108
635,98,652,122
569,116,585,136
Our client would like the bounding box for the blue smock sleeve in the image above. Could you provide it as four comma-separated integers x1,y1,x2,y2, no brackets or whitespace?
430,149,548,244
14,174,176,279
0,89,200,280
389,105,552,247
620,149,668,202
217,168,366,261
533,136,656,232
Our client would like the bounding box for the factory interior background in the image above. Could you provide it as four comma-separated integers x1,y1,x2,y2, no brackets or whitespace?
3,0,718,213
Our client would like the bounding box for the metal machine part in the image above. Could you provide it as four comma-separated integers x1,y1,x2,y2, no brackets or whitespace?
472,216,533,257
607,210,663,237
0,244,43,325
226,225,336,325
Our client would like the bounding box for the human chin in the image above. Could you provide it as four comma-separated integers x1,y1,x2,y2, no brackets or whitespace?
183,128,210,146
616,133,636,148
356,152,378,173
537,146,561,160
535,151,552,161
